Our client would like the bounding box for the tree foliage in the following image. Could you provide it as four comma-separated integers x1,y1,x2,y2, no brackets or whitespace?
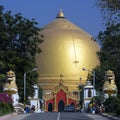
104,95,120,115
0,5,43,102
96,0,120,25
95,23,120,93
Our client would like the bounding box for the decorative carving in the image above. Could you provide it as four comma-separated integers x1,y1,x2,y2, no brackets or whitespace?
103,70,117,95
44,92,54,100
55,83,68,93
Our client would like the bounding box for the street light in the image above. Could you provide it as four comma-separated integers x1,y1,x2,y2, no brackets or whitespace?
24,68,37,106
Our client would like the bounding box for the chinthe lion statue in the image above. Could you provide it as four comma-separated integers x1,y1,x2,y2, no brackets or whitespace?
3,70,18,95
103,70,117,95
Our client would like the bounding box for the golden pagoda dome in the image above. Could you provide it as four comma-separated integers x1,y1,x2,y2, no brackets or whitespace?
36,10,100,92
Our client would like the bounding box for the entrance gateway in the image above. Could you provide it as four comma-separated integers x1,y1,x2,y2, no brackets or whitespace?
58,100,65,112
44,81,79,112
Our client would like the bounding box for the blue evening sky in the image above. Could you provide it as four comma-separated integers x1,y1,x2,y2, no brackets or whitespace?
0,0,105,38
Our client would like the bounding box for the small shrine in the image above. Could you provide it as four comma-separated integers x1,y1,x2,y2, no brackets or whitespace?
43,80,79,112
83,81,96,109
29,85,41,113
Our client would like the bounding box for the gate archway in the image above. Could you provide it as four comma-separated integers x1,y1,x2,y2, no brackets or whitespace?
58,100,65,112
48,103,53,112
71,102,74,106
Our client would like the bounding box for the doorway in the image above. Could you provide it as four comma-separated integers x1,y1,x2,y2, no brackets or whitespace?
58,100,65,112
48,103,53,112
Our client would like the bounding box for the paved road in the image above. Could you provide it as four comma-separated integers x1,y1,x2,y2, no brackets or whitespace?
19,112,114,120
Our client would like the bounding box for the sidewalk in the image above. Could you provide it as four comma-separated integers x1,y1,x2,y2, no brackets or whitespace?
0,113,17,120
0,113,30,120
9,114,30,120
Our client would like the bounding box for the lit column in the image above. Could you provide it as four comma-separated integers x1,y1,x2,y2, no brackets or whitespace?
24,72,26,106
24,68,37,106
54,95,56,111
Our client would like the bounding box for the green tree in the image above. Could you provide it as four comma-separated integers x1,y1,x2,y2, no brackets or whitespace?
96,23,120,93
96,0,120,25
0,6,43,102
104,95,120,115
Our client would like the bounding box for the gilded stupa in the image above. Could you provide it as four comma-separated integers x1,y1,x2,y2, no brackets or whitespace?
36,10,100,92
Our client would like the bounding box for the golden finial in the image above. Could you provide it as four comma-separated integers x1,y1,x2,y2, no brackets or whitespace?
56,9,65,18
59,73,63,85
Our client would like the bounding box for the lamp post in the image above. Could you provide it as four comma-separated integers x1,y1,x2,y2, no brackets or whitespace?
93,70,95,90
24,68,37,106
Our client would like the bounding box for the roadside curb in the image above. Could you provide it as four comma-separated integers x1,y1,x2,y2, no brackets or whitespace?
100,113,120,120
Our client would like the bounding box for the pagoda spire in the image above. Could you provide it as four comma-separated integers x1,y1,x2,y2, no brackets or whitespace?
56,9,65,18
